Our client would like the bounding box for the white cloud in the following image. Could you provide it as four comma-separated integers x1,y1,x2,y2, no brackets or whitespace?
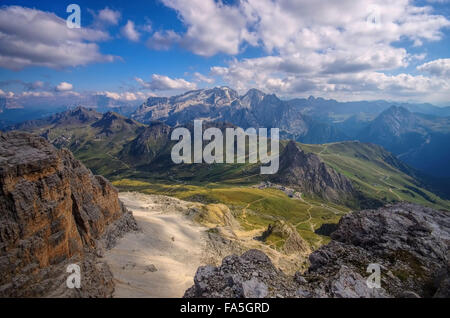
121,20,140,42
417,59,450,77
189,0,450,103
0,89,15,98
135,74,197,91
159,0,254,56
99,91,155,101
146,30,181,50
193,72,215,84
55,82,73,92
0,6,117,70
21,91,54,97
97,7,121,25
160,0,450,58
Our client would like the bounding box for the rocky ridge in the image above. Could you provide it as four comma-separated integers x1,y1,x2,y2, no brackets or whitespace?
184,203,449,298
272,141,354,202
0,131,138,297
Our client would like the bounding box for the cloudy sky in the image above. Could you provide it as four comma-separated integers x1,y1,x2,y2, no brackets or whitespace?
0,0,449,107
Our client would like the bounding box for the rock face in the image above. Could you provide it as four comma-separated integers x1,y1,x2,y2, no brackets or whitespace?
185,203,449,298
184,249,298,298
272,141,354,202
0,131,138,297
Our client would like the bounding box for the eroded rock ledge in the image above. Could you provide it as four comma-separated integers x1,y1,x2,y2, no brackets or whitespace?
0,131,138,297
184,203,449,298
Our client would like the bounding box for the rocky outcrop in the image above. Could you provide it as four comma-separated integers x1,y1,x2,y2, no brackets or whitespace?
184,249,298,298
272,141,354,202
257,220,311,255
185,203,449,298
0,131,138,297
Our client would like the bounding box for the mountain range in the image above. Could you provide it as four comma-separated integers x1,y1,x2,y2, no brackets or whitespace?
132,87,348,144
131,87,450,177
8,105,450,211
4,87,450,178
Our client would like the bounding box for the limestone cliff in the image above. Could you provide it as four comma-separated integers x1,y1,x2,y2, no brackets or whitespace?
0,131,138,297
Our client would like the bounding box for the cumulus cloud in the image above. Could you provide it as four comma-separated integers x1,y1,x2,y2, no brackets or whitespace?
121,20,140,42
55,82,73,92
135,74,197,91
185,0,450,102
146,30,181,50
193,72,215,84
417,59,450,77
96,7,121,25
0,6,117,70
157,0,254,56
159,0,449,57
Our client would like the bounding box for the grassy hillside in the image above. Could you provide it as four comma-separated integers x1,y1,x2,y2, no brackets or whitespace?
300,141,450,210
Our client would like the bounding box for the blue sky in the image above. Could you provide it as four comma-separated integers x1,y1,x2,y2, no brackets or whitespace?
0,0,449,107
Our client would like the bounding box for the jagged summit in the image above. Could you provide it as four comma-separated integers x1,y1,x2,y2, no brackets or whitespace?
272,140,354,201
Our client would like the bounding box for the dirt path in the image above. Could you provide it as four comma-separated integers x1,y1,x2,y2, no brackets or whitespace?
373,169,402,200
104,192,208,298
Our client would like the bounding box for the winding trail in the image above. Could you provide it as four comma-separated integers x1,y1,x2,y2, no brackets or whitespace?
373,169,402,201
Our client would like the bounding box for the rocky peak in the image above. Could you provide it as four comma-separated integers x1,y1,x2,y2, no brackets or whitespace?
241,89,266,108
92,111,142,135
272,141,354,202
370,106,418,135
119,122,172,166
0,131,138,297
53,106,102,125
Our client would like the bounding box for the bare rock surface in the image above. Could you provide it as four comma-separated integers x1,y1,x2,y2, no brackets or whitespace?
272,141,354,202
185,203,449,298
0,131,138,297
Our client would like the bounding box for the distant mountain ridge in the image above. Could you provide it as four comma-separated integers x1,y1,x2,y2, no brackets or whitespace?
132,87,349,144
359,106,450,177
288,96,450,121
